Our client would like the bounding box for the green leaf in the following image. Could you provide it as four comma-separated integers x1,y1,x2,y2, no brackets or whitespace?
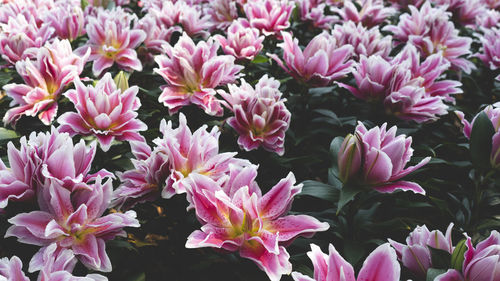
451,239,467,271
313,109,341,126
126,272,146,281
329,136,344,177
251,54,268,64
81,0,89,9
470,112,495,170
0,128,18,141
337,184,363,213
426,268,447,281
429,246,452,269
300,180,340,203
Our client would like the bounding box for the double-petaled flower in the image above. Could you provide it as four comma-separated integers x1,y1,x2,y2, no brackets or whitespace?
111,141,170,210
186,173,330,281
384,2,474,73
478,27,500,70
244,0,294,37
389,223,454,277
153,113,249,199
0,256,29,281
154,33,242,116
269,32,354,86
332,0,396,28
215,19,265,61
57,73,147,152
337,122,430,194
456,103,500,169
75,7,146,76
436,230,500,281
3,39,88,126
220,75,291,155
291,243,400,281
0,14,54,64
6,177,139,272
0,127,112,209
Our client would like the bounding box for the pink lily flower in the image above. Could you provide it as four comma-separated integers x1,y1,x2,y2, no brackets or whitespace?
0,0,53,24
337,122,431,194
436,230,500,281
296,0,338,29
478,27,500,70
111,141,170,210
456,103,500,169
215,18,265,61
154,32,242,116
220,75,291,155
0,144,34,209
208,0,239,31
153,113,250,199
3,39,89,126
340,55,396,101
244,0,295,37
42,2,85,42
384,84,449,123
392,45,463,103
388,223,454,277
31,244,108,281
75,7,146,76
332,0,396,28
0,14,54,65
476,9,500,29
0,127,113,208
291,243,400,281
0,256,29,281
384,2,475,73
186,173,330,281
331,21,393,60
134,14,180,61
6,177,140,272
57,73,147,152
179,5,214,39
268,31,354,86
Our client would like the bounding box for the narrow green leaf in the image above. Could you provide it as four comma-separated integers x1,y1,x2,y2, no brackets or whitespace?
429,246,452,269
329,136,344,177
0,128,18,141
337,184,363,213
451,239,467,271
251,54,268,64
300,180,340,203
470,112,495,170
426,268,447,281
126,272,146,281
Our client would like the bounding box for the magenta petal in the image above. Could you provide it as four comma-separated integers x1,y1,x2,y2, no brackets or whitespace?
357,243,400,281
266,215,329,243
373,181,426,195
435,270,465,281
73,236,111,272
240,244,292,281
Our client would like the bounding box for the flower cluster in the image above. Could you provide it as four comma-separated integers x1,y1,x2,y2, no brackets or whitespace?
0,0,499,280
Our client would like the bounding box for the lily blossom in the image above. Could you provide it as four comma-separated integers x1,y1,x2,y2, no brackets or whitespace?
337,122,431,194
388,223,454,277
186,173,330,281
57,73,147,152
153,113,249,199
291,243,400,281
3,39,89,126
6,177,140,272
269,31,354,86
154,32,242,116
220,75,291,155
